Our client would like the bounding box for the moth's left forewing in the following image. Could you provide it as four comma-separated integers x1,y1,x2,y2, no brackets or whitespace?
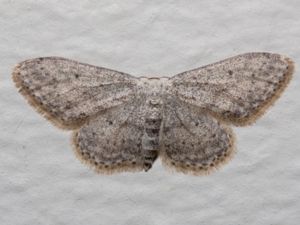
169,53,294,126
13,57,139,129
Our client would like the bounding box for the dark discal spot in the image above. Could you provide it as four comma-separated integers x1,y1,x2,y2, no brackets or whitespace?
182,141,185,145
171,161,176,165
228,70,233,75
74,73,79,78
268,66,274,70
108,121,113,125
136,143,142,148
79,112,86,118
132,161,136,165
195,121,199,126
65,104,71,110
104,165,109,168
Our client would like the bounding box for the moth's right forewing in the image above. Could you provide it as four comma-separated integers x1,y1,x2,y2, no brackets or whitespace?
13,57,138,129
170,53,294,126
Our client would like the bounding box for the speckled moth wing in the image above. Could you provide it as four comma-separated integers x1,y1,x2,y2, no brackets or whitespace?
170,53,294,126
73,98,148,174
161,98,235,175
13,57,138,129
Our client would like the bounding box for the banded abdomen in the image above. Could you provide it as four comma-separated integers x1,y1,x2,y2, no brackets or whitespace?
141,102,162,171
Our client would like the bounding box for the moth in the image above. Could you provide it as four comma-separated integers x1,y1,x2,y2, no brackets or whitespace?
13,53,294,175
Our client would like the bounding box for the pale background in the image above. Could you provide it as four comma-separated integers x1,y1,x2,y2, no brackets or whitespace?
1,1,299,224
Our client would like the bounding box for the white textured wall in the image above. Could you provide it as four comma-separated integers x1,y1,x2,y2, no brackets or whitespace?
1,1,299,224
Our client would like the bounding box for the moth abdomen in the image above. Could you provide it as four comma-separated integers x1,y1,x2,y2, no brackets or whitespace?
141,109,163,171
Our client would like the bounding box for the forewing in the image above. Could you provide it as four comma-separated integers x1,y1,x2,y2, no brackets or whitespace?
13,57,137,129
170,53,294,126
73,100,145,174
161,99,235,175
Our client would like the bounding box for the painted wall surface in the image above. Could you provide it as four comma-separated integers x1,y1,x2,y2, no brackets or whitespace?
1,1,299,224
